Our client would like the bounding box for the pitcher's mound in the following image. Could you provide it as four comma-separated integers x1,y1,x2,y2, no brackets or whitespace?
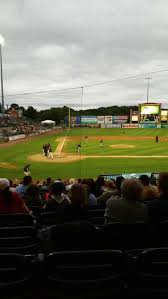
110,144,136,149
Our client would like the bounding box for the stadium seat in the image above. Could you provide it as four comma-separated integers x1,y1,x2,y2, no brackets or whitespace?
0,253,35,297
88,209,105,226
0,226,39,254
39,211,64,226
44,250,125,296
44,222,96,253
0,213,35,227
102,223,150,250
127,247,168,295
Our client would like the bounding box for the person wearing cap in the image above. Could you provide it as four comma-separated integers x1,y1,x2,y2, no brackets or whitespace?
0,178,29,214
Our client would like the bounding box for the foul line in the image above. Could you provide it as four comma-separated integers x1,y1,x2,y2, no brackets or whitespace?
55,128,70,156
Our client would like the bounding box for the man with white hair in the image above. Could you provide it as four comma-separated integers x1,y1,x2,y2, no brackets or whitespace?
66,178,76,191
104,179,147,224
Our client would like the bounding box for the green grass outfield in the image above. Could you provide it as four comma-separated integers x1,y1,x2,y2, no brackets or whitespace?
0,128,168,180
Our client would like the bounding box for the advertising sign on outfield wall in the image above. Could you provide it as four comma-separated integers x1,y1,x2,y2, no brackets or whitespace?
81,116,97,124
122,124,138,128
97,116,105,124
113,115,128,120
113,119,127,124
110,124,122,128
139,124,157,128
101,124,106,128
112,115,128,124
161,124,168,128
105,116,112,124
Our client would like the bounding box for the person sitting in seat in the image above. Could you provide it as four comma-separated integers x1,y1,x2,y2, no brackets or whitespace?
44,181,70,211
104,179,147,224
23,184,44,208
139,174,159,202
147,172,168,223
0,178,29,214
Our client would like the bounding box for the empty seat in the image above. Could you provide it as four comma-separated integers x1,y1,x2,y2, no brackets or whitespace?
0,226,39,254
44,222,96,253
39,211,64,226
45,250,125,296
88,209,105,226
0,213,34,227
0,253,35,296
127,247,168,295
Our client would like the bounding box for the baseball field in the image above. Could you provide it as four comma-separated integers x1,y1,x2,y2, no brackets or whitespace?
0,127,168,180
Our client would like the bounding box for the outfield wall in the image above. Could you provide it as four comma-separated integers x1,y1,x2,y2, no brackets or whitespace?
100,123,167,128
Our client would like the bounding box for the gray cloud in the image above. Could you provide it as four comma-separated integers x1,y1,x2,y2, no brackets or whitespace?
0,0,168,110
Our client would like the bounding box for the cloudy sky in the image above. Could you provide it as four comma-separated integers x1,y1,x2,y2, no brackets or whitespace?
0,0,168,110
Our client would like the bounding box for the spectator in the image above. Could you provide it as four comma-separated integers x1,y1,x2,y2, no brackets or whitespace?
0,178,29,214
44,181,70,211
16,176,32,197
64,184,88,221
94,176,105,197
9,179,16,192
105,179,147,224
147,172,168,223
40,177,52,200
68,183,88,207
66,178,76,191
139,174,159,201
97,176,124,204
23,184,43,207
86,178,97,205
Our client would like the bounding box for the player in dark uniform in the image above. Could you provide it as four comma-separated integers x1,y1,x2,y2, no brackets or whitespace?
24,164,30,176
156,136,159,143
77,143,81,154
99,139,103,148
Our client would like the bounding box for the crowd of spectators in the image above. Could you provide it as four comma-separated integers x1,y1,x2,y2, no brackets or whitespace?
0,172,168,224
0,114,43,136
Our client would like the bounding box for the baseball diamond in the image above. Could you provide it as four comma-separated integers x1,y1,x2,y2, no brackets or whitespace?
0,127,168,179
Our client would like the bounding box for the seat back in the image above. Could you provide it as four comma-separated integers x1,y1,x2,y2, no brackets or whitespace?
45,222,96,252
128,247,168,294
45,249,125,292
0,226,39,254
39,211,64,226
0,254,34,295
0,214,34,227
88,209,105,226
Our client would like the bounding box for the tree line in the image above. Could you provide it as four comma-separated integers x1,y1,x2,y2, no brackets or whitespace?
1,103,138,125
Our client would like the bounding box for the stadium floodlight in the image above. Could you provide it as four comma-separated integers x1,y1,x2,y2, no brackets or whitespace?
0,33,5,114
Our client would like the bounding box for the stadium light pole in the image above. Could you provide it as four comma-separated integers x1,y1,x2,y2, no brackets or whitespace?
68,107,71,129
0,34,5,115
145,77,152,103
